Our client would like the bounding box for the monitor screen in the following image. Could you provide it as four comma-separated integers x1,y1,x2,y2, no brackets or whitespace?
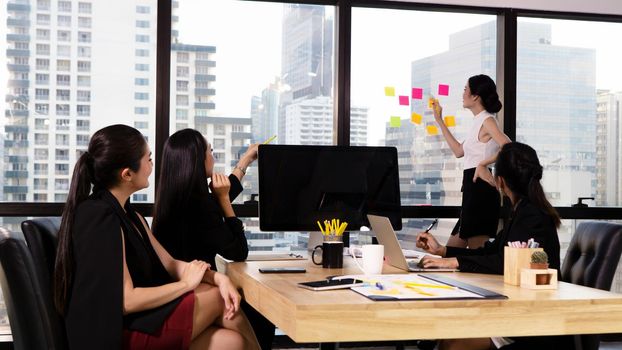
258,145,402,231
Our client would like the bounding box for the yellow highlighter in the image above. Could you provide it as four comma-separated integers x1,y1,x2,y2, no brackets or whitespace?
263,135,277,144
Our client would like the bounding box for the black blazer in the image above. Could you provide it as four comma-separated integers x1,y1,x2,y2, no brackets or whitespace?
64,189,180,349
157,174,249,269
445,198,561,274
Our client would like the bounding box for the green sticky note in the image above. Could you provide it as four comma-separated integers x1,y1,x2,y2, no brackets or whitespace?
390,116,401,128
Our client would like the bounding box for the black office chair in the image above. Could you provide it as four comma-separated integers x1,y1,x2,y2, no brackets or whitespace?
0,228,67,350
21,218,62,294
561,221,622,350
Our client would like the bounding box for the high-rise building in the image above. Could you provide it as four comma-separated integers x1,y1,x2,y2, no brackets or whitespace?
596,90,622,207
251,79,280,144
278,4,333,142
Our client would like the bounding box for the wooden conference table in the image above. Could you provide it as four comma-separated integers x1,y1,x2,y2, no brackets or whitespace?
225,257,622,343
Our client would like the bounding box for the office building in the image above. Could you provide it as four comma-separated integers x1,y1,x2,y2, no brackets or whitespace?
596,90,622,207
283,96,368,146
251,79,280,144
278,4,333,142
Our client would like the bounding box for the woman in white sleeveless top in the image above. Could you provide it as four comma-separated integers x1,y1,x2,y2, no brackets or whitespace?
432,75,511,249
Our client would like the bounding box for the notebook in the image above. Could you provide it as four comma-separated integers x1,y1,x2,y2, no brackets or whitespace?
367,214,457,272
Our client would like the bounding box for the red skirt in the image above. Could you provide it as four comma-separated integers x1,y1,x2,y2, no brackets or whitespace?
123,291,195,350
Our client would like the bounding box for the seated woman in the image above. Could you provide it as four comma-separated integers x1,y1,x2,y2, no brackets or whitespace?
54,125,260,350
416,142,572,350
152,128,274,350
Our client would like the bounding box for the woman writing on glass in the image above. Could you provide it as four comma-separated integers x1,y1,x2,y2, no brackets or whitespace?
54,125,259,350
432,74,511,248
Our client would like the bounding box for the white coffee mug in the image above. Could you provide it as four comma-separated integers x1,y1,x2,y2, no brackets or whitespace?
350,244,384,275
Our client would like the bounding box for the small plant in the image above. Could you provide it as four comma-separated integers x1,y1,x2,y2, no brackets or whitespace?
531,251,548,264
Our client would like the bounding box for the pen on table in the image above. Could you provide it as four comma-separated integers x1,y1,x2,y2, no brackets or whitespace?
399,282,456,290
263,135,277,144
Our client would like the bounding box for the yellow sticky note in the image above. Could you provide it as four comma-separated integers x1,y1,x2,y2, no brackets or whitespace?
444,116,456,127
384,86,395,97
390,116,401,128
426,125,438,135
411,112,422,125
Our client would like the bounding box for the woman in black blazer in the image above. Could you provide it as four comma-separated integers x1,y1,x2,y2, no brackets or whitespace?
54,125,259,350
152,129,276,350
416,142,572,350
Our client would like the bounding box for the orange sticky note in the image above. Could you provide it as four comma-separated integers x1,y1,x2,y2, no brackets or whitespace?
426,125,439,135
390,116,401,128
444,116,456,127
411,112,422,125
384,86,395,96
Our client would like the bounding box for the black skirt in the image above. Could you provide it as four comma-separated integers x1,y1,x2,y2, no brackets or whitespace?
451,167,500,239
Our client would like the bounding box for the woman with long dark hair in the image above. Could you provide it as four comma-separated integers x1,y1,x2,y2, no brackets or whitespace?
152,129,275,349
415,142,569,350
152,128,257,269
54,125,259,350
432,74,511,249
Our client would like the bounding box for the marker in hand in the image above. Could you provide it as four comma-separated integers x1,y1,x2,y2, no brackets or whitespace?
263,135,277,144
418,219,438,250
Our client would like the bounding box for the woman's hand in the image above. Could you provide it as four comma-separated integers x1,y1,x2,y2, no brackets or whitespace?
419,256,459,269
415,232,445,256
242,144,259,164
180,260,209,292
432,99,443,124
214,273,241,320
210,173,231,199
473,164,495,187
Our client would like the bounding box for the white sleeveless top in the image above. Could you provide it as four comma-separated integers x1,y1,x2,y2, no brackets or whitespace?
462,110,499,169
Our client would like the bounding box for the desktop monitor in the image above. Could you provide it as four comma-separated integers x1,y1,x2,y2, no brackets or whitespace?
258,145,402,232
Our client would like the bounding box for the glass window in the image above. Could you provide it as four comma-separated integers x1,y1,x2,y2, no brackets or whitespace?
78,17,92,28
56,89,70,101
57,59,70,71
136,20,150,28
57,15,71,27
78,32,91,43
78,2,92,14
135,63,149,71
135,92,149,100
58,1,71,12
136,49,150,57
38,0,51,11
36,58,50,70
171,0,335,213
37,29,50,40
57,74,71,88
37,14,51,25
136,5,151,14
136,35,150,43
516,18,622,208
351,8,496,206
57,30,71,41
57,45,71,57
77,61,91,72
78,46,91,58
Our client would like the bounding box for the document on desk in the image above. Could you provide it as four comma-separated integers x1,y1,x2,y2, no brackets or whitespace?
349,274,507,301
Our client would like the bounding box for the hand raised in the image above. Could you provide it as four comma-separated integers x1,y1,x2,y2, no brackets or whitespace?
210,173,231,199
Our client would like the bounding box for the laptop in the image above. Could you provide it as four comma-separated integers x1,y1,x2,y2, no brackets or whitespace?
367,214,458,272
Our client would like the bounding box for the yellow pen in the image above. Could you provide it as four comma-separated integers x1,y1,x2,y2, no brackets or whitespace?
317,221,325,235
404,285,436,296
263,135,277,144
399,282,455,290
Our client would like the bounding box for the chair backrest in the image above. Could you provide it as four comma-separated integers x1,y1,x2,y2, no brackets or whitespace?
21,218,62,292
561,221,622,350
561,221,622,290
0,228,67,350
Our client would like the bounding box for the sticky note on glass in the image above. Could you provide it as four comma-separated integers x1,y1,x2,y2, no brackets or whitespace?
399,96,409,106
426,125,439,135
411,112,422,125
390,116,401,128
384,86,395,96
438,84,449,96
412,88,423,100
444,116,456,127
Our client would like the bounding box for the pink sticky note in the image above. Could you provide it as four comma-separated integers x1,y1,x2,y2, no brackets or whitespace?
399,95,409,106
412,88,423,100
438,84,449,96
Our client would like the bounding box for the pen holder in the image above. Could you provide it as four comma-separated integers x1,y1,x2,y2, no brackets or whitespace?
311,236,344,268
503,247,543,285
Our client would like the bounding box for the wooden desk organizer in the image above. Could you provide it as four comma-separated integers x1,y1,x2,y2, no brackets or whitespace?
520,268,558,289
503,247,543,285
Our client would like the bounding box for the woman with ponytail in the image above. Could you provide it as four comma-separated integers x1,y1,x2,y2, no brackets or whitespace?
431,74,511,249
413,144,569,350
54,125,259,350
